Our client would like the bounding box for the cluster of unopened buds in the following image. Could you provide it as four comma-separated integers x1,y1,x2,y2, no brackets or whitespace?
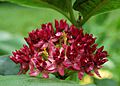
10,19,108,80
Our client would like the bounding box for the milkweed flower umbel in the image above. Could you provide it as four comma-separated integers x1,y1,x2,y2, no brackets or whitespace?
10,19,108,80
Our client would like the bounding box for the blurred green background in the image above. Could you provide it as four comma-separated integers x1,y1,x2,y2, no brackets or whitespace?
0,1,120,86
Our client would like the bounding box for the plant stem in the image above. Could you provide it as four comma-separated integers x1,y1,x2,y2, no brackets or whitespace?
66,0,77,26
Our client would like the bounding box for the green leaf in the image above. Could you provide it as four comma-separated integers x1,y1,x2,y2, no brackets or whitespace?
3,0,68,12
0,75,95,86
73,0,120,25
0,38,24,54
94,78,118,86
0,55,19,75
0,32,24,55
1,0,76,25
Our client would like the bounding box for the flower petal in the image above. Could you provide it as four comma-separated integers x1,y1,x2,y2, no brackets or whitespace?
29,70,40,76
58,65,64,76
42,72,49,78
78,71,84,80
94,68,101,78
63,59,72,67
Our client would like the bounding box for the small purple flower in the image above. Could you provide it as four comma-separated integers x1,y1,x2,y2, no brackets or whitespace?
10,19,108,80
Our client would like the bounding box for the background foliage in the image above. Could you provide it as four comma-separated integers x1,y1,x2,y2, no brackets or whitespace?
0,1,120,86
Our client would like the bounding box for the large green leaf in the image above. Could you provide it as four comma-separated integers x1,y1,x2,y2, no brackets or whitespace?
73,0,120,25
0,0,68,12
0,38,24,55
0,55,19,75
0,32,24,55
0,0,75,24
94,78,118,86
0,75,95,86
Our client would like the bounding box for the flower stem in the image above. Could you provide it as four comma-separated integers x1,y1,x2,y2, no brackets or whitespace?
66,0,77,26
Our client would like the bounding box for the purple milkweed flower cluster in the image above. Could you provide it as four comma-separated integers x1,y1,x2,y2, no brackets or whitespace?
10,19,108,80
